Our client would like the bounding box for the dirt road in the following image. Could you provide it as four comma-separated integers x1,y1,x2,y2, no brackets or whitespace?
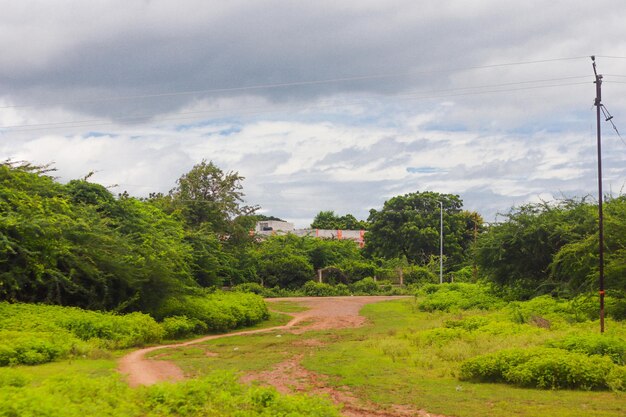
118,296,407,386
117,296,450,416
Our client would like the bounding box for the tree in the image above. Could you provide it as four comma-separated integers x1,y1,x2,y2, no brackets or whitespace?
476,199,597,298
365,191,473,269
168,160,257,232
310,210,368,230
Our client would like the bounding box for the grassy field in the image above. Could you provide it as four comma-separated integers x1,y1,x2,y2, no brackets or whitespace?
157,296,626,417
3,295,626,416
0,303,339,417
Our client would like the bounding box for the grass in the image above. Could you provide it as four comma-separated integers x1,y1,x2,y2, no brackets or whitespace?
159,297,626,417
5,295,626,416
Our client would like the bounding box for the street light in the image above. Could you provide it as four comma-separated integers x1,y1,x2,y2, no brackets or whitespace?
439,201,443,284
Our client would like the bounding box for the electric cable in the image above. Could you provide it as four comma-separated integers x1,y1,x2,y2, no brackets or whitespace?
0,56,589,110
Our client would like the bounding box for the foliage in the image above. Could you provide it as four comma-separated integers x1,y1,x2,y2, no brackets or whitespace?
310,210,368,230
416,283,504,312
0,302,164,365
0,292,268,366
365,192,479,270
0,371,341,417
167,159,257,232
403,265,437,285
475,198,626,298
547,334,626,365
459,347,623,390
302,281,342,297
350,277,379,294
154,291,269,332
0,164,196,313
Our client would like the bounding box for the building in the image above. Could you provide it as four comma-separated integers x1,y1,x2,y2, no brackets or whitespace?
253,221,366,247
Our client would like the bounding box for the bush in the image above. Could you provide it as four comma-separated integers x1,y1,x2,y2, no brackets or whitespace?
0,302,164,366
0,371,341,417
350,277,379,294
403,266,437,285
302,281,338,297
161,316,207,339
460,347,623,390
233,282,267,295
58,311,164,348
417,283,503,312
547,334,626,365
154,292,269,332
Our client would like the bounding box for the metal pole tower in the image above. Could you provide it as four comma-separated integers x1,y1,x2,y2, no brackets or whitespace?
592,56,605,333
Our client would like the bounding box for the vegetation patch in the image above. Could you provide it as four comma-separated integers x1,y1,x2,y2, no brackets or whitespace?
0,370,340,417
459,347,626,390
416,283,504,312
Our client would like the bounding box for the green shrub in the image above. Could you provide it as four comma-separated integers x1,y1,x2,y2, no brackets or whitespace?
334,283,351,296
161,316,207,339
444,316,489,331
155,292,269,332
0,330,80,366
233,282,266,295
350,277,378,294
506,295,584,325
302,281,338,297
58,311,164,348
417,283,503,312
403,266,437,285
0,371,341,417
460,347,622,390
0,368,30,388
548,334,626,365
451,266,474,282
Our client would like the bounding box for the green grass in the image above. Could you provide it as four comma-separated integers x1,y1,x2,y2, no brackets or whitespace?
6,295,626,416
302,299,626,417
161,297,626,417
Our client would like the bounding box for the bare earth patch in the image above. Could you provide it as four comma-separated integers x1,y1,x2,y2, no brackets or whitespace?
242,355,447,417
118,296,452,416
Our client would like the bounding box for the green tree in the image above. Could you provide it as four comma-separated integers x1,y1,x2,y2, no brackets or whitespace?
476,199,597,298
365,192,472,269
310,211,368,230
168,160,257,232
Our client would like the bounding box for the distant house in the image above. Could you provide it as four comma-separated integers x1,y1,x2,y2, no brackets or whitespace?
253,221,366,247
254,220,295,233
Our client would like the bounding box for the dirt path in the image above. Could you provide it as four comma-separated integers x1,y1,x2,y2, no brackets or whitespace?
118,296,406,386
118,296,453,416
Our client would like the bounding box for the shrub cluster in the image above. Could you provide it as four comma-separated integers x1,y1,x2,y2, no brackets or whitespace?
0,371,341,417
0,292,269,365
459,347,626,390
547,334,626,365
235,278,411,298
0,302,163,365
154,291,269,336
417,283,504,312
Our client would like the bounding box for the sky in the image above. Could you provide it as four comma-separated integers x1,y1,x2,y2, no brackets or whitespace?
2,1,626,227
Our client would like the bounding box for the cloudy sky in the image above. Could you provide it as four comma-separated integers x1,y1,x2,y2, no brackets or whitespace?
2,1,626,226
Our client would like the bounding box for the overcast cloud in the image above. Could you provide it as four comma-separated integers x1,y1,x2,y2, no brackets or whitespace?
2,1,626,226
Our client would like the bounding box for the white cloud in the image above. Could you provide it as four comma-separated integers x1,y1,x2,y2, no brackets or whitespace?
3,1,626,227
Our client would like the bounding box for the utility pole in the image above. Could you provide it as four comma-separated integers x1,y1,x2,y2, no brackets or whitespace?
473,213,478,282
592,56,605,333
439,201,443,284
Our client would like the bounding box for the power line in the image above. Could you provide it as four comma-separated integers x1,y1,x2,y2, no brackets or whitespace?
0,56,589,110
1,79,591,132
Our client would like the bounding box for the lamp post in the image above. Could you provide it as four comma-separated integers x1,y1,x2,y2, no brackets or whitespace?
439,201,443,284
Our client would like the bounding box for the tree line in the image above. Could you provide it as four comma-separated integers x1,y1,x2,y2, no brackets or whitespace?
1,159,622,315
